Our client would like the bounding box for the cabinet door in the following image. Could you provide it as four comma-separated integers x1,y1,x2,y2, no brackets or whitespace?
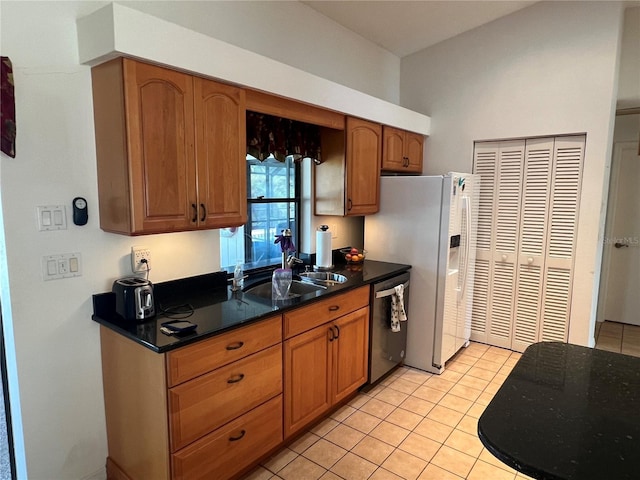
346,117,382,215
404,131,424,173
194,78,247,229
382,127,424,173
332,307,370,404
123,59,197,233
381,126,405,171
284,325,332,438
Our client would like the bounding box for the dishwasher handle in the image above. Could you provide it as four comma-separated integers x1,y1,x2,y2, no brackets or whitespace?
375,281,410,299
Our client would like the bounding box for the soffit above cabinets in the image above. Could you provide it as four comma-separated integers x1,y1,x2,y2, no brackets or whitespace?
76,3,430,136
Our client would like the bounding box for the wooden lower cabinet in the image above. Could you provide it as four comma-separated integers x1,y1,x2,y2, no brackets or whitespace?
172,395,283,480
101,314,283,480
284,306,370,438
102,290,372,479
333,309,370,404
169,345,282,451
284,324,333,436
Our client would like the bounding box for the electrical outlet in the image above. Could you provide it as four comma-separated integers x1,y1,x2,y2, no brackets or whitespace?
131,246,151,273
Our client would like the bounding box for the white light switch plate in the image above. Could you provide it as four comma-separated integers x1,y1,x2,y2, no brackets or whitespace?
42,253,82,281
37,205,67,231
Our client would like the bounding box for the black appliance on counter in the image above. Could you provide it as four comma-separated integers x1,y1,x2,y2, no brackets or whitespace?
112,277,155,321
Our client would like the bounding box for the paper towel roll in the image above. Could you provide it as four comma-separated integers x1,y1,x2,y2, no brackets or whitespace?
316,228,333,269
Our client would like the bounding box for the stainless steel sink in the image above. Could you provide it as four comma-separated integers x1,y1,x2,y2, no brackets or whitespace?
299,272,348,285
243,279,326,300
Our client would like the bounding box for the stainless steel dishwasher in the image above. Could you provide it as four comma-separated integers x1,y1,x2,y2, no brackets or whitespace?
368,271,410,385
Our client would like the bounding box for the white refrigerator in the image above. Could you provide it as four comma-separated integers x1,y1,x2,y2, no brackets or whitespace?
364,173,479,374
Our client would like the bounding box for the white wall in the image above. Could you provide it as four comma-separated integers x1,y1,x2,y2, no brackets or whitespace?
400,1,625,347
0,1,397,479
121,0,401,104
617,6,640,109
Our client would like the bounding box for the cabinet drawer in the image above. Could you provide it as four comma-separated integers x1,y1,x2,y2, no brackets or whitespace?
172,395,283,480
166,315,281,386
169,344,282,451
284,285,369,339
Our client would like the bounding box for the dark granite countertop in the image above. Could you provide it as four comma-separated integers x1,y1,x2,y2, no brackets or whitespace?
478,341,640,480
92,260,410,353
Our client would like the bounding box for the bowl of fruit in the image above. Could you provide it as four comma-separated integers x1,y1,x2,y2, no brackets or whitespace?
341,247,367,264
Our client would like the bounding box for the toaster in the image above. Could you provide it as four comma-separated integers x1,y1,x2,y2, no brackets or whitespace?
112,277,156,321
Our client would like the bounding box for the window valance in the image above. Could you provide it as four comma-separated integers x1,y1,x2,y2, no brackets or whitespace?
247,111,322,164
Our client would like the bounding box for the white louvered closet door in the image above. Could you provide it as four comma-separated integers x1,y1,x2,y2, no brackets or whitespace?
471,135,584,353
513,138,554,352
470,143,497,343
540,136,584,342
471,140,525,348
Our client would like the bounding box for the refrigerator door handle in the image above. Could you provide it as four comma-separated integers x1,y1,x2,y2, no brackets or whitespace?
458,195,471,302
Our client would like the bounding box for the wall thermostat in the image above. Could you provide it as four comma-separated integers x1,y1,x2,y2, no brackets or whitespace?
72,197,88,226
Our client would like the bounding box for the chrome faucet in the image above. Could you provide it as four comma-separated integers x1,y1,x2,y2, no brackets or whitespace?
277,228,301,269
285,254,304,269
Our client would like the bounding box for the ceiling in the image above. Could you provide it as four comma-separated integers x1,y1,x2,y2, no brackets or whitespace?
302,0,537,57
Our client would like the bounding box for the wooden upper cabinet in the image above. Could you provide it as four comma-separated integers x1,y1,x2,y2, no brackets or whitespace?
315,117,381,217
194,78,247,229
91,58,246,235
124,60,196,233
381,126,424,173
346,117,382,215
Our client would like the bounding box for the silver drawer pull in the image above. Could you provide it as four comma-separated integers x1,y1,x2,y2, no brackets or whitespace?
227,374,245,384
229,430,246,442
226,341,244,351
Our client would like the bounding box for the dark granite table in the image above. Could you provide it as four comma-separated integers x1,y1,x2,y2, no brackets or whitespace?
478,341,640,480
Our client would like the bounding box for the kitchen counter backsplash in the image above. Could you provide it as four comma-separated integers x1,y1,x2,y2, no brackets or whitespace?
92,260,410,353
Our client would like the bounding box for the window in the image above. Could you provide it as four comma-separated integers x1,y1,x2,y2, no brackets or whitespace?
220,154,300,269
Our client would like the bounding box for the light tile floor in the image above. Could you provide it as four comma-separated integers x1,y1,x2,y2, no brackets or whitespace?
595,320,640,357
242,342,534,480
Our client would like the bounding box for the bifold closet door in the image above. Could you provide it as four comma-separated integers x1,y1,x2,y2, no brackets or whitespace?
471,140,525,348
513,136,584,351
512,138,554,352
472,135,584,353
539,136,584,342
